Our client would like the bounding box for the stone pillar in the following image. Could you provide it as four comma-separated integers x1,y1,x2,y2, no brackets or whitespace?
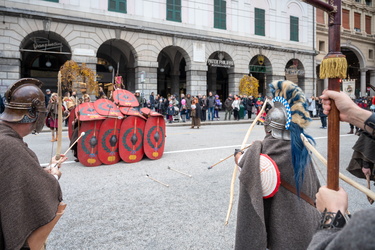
370,70,375,96
186,69,207,96
360,68,367,97
228,72,244,96
0,54,21,94
135,61,158,99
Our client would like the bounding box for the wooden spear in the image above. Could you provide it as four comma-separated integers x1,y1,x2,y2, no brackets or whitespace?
302,0,346,191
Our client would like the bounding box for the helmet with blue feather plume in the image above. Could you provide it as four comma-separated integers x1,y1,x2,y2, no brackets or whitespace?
269,80,315,194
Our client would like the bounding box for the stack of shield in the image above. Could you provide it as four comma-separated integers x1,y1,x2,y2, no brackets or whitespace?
71,89,166,167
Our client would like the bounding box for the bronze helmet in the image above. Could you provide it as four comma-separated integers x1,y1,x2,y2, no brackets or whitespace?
0,78,47,132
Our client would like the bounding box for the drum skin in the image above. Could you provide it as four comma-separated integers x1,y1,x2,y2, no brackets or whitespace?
119,116,146,163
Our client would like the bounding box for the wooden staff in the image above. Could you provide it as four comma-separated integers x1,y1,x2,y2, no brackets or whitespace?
303,0,346,191
225,99,269,225
300,133,375,201
56,70,63,161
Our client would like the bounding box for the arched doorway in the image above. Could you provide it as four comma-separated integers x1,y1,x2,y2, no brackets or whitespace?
97,39,136,94
207,51,233,99
157,47,187,98
249,55,272,96
20,31,71,92
341,48,361,96
285,59,305,88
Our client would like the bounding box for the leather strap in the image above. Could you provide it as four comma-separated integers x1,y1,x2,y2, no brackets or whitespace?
280,178,315,207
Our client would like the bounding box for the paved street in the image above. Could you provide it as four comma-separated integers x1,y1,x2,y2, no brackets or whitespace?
25,119,373,250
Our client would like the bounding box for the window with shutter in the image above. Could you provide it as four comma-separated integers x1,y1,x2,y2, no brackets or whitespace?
108,0,127,14
342,9,350,29
254,8,265,36
316,8,324,24
354,12,361,32
44,0,58,2
290,16,299,42
214,0,226,30
166,0,182,22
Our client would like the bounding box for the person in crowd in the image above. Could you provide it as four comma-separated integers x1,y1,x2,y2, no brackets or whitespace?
45,88,51,107
191,97,202,129
246,95,254,119
307,89,375,249
232,94,241,121
0,78,67,249
155,97,165,115
149,92,155,110
166,101,175,124
214,94,222,121
134,90,142,111
47,93,59,142
317,98,327,129
185,94,192,121
224,95,234,120
207,91,216,121
307,95,317,117
180,98,187,122
96,86,105,100
82,94,91,103
200,95,207,121
234,80,320,250
241,95,248,118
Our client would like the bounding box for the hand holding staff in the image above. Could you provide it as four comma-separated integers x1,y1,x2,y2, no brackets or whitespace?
51,132,85,168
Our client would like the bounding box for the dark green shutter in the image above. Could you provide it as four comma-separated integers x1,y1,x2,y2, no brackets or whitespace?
255,8,265,36
108,0,127,14
44,0,59,2
167,0,181,22
214,0,226,30
290,16,299,41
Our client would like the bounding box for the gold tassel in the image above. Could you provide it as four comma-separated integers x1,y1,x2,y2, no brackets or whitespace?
319,55,347,79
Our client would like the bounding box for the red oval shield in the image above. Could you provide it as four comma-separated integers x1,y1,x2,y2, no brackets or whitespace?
77,120,103,167
76,102,106,121
113,89,139,107
143,116,166,160
98,118,122,165
94,99,123,118
119,116,146,163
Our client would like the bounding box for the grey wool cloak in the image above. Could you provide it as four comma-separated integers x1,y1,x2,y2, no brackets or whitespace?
0,123,62,250
235,134,320,250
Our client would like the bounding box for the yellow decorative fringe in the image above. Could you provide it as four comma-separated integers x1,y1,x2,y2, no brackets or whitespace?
319,56,347,79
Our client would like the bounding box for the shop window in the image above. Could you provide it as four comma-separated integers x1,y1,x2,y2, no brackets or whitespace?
290,16,299,42
342,9,350,29
354,12,361,32
108,0,127,13
214,0,226,30
369,50,374,60
319,41,325,52
366,15,372,34
255,8,265,36
167,0,181,22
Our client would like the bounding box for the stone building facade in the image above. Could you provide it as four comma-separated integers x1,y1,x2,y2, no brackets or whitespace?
316,0,375,97
0,0,316,98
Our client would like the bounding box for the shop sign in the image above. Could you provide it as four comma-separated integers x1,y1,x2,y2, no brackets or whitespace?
32,37,63,51
285,68,305,75
249,65,272,73
207,59,234,68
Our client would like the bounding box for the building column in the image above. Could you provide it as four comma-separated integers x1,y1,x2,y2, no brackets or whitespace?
135,61,158,99
186,69,207,96
360,68,367,97
228,72,244,96
0,57,20,94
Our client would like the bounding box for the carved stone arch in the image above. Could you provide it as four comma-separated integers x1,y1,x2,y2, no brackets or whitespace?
97,39,137,92
19,31,72,91
249,54,273,95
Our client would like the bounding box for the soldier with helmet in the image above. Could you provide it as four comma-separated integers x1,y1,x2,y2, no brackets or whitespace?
233,80,320,250
0,78,67,249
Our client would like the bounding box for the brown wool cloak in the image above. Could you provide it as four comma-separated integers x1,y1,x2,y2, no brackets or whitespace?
235,134,320,250
0,123,62,250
